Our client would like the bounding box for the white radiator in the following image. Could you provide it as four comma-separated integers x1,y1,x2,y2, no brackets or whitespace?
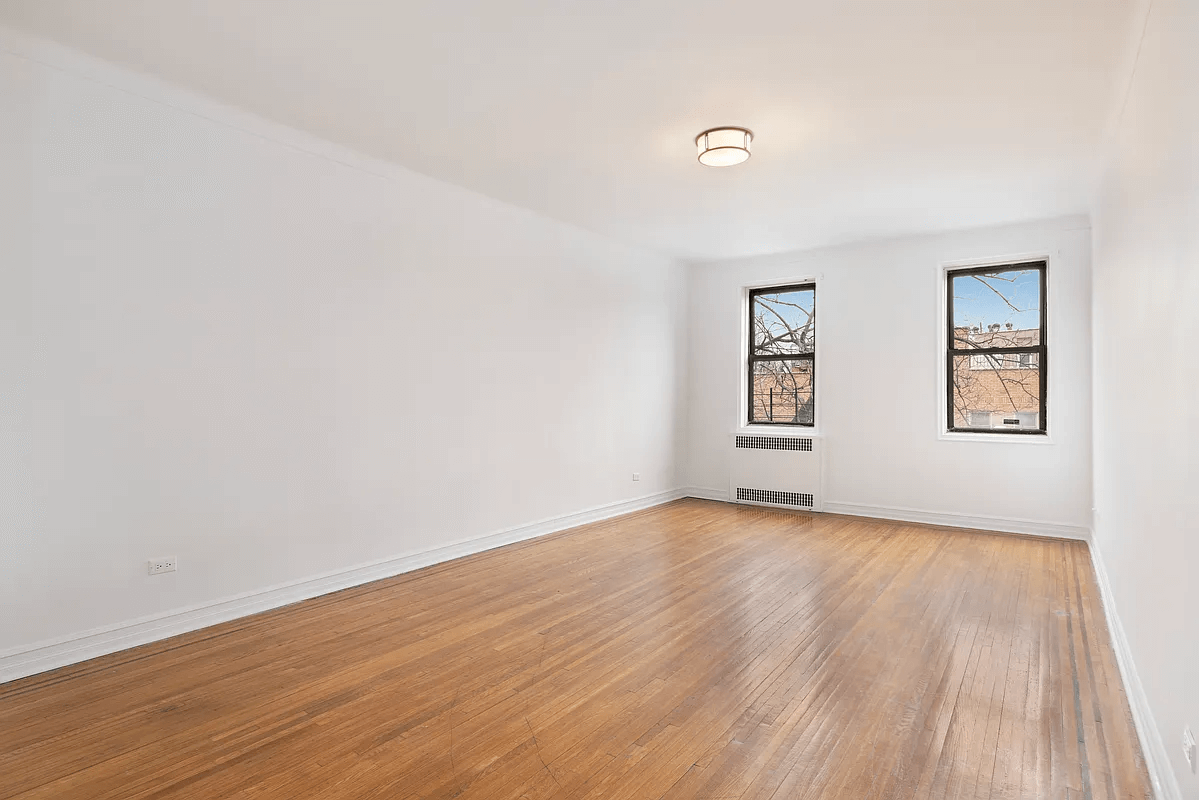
729,434,823,512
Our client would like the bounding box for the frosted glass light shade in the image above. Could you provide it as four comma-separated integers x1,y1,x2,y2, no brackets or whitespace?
696,127,752,167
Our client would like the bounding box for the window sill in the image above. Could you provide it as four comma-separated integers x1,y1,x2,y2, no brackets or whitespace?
735,425,822,437
939,430,1054,445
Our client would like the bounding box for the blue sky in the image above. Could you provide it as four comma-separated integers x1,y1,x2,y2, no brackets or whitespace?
754,288,814,330
951,269,1040,331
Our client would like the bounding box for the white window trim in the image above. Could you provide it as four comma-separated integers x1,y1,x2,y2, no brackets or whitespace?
936,252,1056,445
737,275,822,436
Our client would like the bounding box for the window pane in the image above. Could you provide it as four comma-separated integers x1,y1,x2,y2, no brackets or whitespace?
951,268,1041,349
951,355,1041,430
969,352,1039,371
753,287,814,356
750,359,813,424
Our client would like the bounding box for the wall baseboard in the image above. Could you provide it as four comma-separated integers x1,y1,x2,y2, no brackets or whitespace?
0,489,686,685
1089,540,1182,800
683,491,1089,540
682,486,730,502
821,500,1091,540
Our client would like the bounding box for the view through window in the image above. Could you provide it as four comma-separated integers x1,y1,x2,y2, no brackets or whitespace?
947,262,1047,434
749,284,815,426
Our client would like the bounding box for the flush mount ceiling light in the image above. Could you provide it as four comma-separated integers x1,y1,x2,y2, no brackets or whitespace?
696,126,753,167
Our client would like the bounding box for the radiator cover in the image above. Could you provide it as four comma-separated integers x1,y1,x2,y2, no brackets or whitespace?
729,434,823,511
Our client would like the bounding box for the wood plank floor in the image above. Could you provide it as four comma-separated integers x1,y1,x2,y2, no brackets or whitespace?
0,500,1151,799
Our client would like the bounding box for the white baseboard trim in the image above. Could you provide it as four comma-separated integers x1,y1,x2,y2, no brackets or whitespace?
821,501,1091,541
682,486,730,502
683,492,1088,540
684,492,1088,540
1089,540,1182,800
0,489,686,685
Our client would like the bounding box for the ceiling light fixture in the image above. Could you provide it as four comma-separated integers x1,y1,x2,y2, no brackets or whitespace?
696,126,753,167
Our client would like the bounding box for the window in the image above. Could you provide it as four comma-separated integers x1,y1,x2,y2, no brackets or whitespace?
947,261,1046,434
968,351,1038,371
748,283,815,425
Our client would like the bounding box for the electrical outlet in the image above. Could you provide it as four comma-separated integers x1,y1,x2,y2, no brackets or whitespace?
148,557,177,575
1184,725,1196,773
632,472,641,481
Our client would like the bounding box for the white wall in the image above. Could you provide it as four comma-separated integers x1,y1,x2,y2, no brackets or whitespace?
0,30,687,664
1092,0,1198,797
685,217,1094,535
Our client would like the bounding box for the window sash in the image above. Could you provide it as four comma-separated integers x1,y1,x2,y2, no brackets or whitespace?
945,262,1047,435
748,283,815,427
748,354,815,426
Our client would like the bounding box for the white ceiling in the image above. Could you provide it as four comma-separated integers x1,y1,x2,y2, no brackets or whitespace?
0,1,1139,261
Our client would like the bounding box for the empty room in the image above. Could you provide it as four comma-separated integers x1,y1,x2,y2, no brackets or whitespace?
2,1,1196,798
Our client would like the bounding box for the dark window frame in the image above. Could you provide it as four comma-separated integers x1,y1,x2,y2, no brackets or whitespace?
946,261,1048,435
747,282,816,427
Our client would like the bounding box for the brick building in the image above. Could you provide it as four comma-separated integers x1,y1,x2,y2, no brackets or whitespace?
952,324,1041,429
750,362,813,424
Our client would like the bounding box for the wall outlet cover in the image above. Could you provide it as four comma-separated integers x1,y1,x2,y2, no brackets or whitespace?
148,557,178,575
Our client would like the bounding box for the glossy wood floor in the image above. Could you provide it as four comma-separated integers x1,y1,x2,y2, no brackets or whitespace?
0,500,1150,799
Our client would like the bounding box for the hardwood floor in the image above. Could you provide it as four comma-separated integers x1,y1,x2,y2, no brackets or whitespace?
0,500,1150,799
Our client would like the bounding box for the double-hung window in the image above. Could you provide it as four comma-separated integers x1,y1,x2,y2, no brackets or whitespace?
946,261,1047,434
748,284,815,426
